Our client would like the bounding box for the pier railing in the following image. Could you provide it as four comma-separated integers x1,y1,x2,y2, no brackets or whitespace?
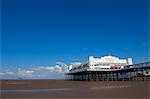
132,62,150,68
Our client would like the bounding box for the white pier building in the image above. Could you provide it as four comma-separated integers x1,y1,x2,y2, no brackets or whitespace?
69,55,133,73
66,56,150,81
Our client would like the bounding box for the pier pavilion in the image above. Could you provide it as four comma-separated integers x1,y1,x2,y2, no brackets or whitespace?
65,56,150,81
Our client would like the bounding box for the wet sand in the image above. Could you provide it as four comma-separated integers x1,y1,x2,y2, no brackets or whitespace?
0,80,149,99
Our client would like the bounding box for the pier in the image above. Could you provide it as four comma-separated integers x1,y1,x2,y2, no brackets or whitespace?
65,61,150,81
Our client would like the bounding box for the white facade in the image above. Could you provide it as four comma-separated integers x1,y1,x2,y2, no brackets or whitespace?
69,55,133,72
88,55,133,70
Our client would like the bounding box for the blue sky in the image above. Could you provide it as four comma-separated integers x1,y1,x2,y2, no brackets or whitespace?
1,0,149,78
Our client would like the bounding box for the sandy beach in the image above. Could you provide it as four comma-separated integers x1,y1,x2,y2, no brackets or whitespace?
0,80,149,99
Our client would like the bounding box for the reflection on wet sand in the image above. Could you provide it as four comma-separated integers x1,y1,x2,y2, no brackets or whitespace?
1,80,149,99
1,85,130,93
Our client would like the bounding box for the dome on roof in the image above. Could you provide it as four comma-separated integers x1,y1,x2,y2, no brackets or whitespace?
101,56,119,61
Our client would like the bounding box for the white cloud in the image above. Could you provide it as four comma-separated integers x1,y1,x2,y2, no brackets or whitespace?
70,62,82,67
69,62,82,70
17,69,34,77
0,69,35,79
0,72,5,76
0,61,82,79
5,71,15,75
32,61,70,73
34,65,63,73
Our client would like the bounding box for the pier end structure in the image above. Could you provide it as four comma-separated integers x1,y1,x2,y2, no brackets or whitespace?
66,56,146,81
67,55,133,73
65,55,150,81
